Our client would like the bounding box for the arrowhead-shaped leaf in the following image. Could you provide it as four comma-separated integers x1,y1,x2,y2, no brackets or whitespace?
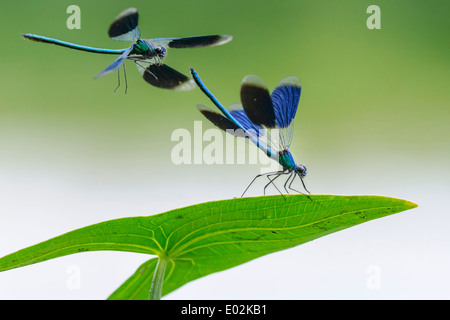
0,195,417,299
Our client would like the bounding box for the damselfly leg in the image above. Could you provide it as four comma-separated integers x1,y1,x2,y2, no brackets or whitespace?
241,170,286,198
114,63,128,94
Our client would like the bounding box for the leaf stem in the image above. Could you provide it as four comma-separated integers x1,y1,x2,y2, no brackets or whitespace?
149,255,168,300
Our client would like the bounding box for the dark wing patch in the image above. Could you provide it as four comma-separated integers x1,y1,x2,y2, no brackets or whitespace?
198,105,252,138
240,75,276,128
141,64,195,90
108,8,139,40
168,35,232,48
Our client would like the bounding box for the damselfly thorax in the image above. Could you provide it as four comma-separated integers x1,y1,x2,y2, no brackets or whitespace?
130,40,166,61
278,149,307,177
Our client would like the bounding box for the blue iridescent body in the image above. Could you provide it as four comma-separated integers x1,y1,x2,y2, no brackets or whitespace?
279,150,302,172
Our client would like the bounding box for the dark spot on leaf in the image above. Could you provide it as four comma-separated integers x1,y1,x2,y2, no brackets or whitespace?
77,248,90,252
271,231,277,234
140,267,148,275
230,232,244,241
311,223,329,231
177,215,184,219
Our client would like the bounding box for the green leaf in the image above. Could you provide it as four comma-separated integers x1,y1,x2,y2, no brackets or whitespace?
108,258,158,300
0,195,417,299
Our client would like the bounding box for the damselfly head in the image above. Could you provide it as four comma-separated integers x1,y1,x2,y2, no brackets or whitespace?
154,46,166,59
296,165,307,177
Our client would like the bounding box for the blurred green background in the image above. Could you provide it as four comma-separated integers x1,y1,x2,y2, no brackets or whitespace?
0,0,449,299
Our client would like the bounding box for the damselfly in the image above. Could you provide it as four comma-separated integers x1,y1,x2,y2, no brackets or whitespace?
22,8,232,92
191,68,310,197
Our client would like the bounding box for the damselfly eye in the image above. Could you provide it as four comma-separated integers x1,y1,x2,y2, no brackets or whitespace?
297,165,307,177
155,46,166,58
